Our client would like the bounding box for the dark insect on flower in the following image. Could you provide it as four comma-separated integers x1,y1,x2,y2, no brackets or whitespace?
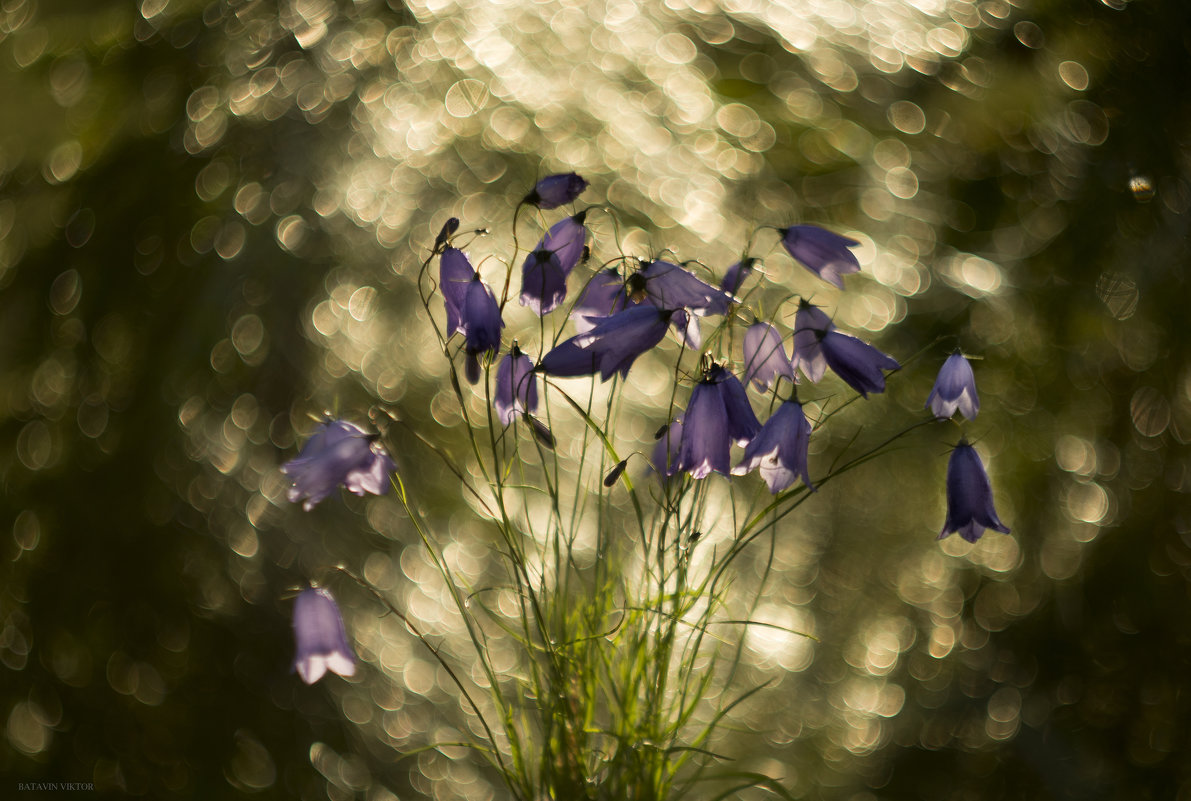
792,300,832,383
292,587,356,684
675,364,761,479
433,217,460,252
780,225,861,289
603,459,628,487
742,321,795,391
926,351,980,420
720,257,756,296
939,440,1010,543
494,345,538,426
520,212,588,315
462,274,504,384
523,172,588,209
439,247,476,337
539,305,673,381
733,400,814,494
282,419,397,510
819,328,900,397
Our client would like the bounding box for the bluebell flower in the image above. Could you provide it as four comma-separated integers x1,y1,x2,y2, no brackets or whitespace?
733,400,815,493
792,300,832,383
926,351,980,420
571,268,628,334
293,587,356,684
439,246,475,337
742,322,795,391
780,225,861,289
675,364,760,479
720,258,756,296
494,345,538,425
520,212,588,314
462,274,504,384
636,260,735,316
939,440,1010,543
539,305,672,381
819,329,900,397
523,172,588,209
282,420,397,510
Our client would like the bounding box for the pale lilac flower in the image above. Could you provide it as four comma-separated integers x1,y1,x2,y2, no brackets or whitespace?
939,441,1010,543
792,300,832,383
742,322,795,391
439,247,475,337
720,258,756,295
523,172,588,209
571,269,628,334
819,329,900,397
282,420,396,510
293,587,356,684
636,260,735,316
494,345,538,425
675,365,760,479
733,400,814,493
540,305,673,381
780,225,860,289
520,212,588,315
926,351,980,420
462,274,504,384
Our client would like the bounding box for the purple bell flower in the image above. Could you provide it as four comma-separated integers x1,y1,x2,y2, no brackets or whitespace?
282,420,397,510
292,587,356,684
939,440,1011,543
780,225,861,289
523,172,588,209
462,274,504,384
819,329,900,397
636,260,735,317
720,258,756,296
926,351,980,420
733,400,815,493
520,212,588,315
742,322,795,391
792,300,832,383
571,268,628,334
494,345,538,425
439,246,476,337
675,364,760,479
539,305,673,381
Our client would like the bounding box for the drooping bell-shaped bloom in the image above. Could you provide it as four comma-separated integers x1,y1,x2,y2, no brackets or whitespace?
520,212,588,315
439,247,476,336
651,420,684,477
819,329,900,397
733,400,815,494
282,420,397,510
926,351,980,420
636,260,735,316
571,268,628,334
292,587,356,684
494,345,538,425
781,225,860,289
939,440,1010,543
742,322,795,391
675,364,761,479
539,305,672,381
720,258,756,296
523,172,588,209
462,274,504,384
792,300,832,383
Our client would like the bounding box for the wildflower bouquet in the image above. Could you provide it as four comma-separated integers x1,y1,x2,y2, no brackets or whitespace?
280,174,1009,800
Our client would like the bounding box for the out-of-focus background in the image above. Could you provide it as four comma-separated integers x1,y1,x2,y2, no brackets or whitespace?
2,0,1189,798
